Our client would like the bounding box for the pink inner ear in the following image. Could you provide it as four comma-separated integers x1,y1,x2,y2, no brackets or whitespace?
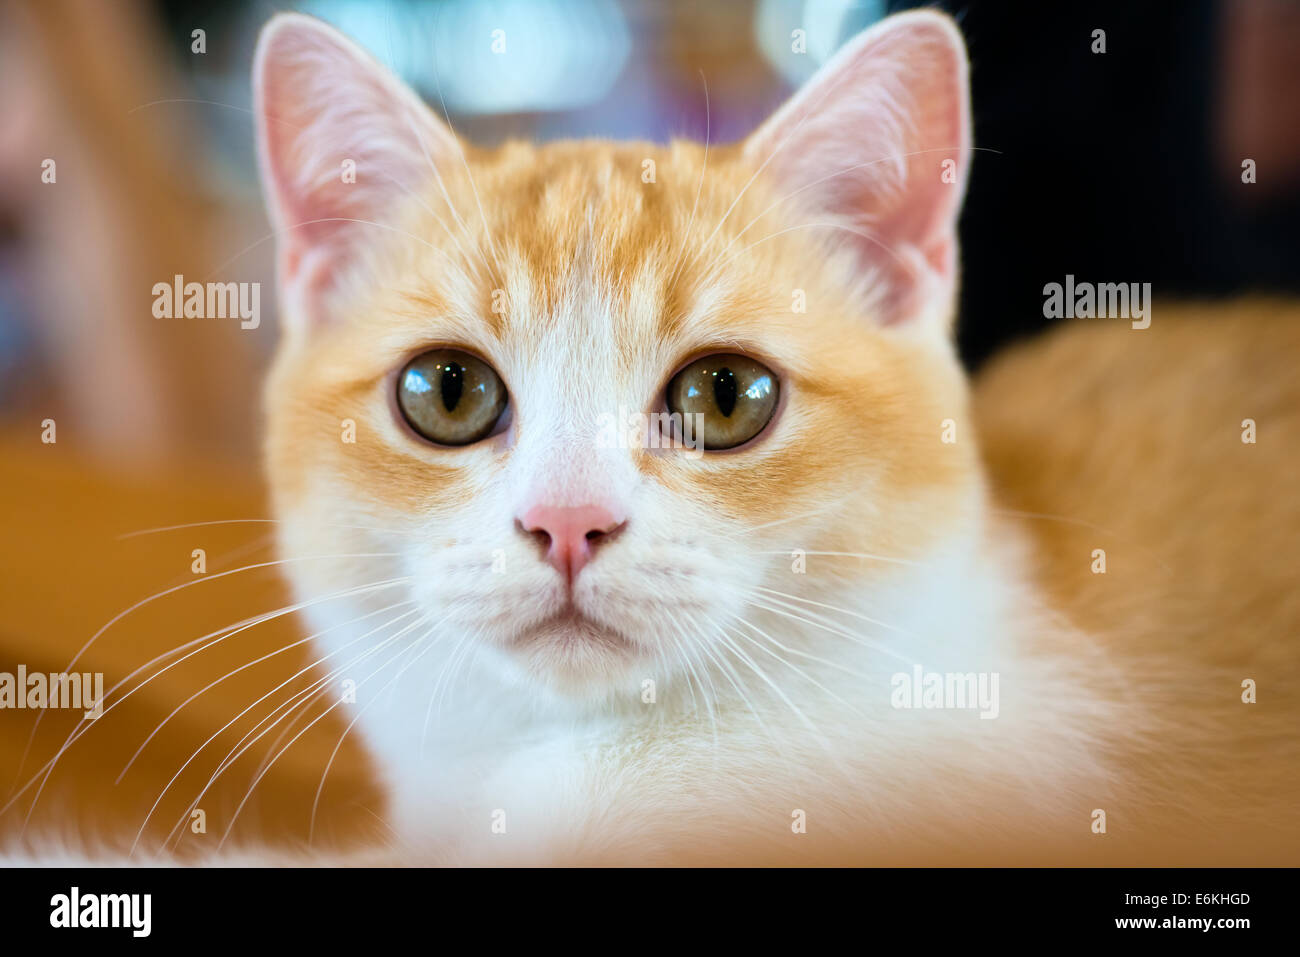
253,14,458,328
743,12,971,328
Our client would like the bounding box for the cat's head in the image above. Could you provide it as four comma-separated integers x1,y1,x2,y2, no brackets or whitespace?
256,11,980,703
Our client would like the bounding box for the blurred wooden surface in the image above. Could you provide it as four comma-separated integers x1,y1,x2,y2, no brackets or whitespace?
0,429,384,859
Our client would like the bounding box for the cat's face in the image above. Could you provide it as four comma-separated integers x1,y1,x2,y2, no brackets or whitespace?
257,11,978,702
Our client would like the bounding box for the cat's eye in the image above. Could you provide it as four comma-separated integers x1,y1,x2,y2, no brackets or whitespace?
666,354,779,450
397,349,508,446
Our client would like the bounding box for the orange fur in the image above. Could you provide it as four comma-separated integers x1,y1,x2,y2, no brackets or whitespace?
973,301,1300,862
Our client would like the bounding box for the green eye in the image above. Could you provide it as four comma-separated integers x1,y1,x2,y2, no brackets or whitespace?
666,354,779,450
397,349,508,446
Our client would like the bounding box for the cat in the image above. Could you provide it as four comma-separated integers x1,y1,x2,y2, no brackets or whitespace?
5,8,1296,866
252,9,1300,865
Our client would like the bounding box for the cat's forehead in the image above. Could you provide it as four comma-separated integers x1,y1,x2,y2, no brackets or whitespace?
395,139,795,360
477,139,722,258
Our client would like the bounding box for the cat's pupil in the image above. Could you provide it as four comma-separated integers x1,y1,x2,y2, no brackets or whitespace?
440,362,464,412
713,367,737,417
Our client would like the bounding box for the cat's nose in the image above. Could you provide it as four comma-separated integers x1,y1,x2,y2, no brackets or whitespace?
519,504,625,582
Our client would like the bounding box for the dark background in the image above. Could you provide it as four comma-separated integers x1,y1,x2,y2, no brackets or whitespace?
942,0,1299,367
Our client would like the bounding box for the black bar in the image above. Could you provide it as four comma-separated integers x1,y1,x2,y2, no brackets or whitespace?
0,866,1285,943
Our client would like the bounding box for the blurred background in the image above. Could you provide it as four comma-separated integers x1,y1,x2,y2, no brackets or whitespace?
1,0,1298,854
1,0,1298,469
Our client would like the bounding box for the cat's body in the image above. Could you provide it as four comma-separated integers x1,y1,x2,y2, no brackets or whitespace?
972,301,1300,865
261,305,1300,866
4,10,1296,866
293,302,1300,866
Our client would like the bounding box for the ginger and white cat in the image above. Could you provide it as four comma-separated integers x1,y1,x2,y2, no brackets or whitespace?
252,9,1299,865
10,9,1293,866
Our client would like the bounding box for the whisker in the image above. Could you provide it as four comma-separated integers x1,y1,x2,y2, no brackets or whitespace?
421,622,478,749
160,612,431,854
310,615,454,843
720,146,1002,256
714,631,831,751
204,217,451,281
201,610,430,792
675,633,702,714
133,85,479,282
407,123,493,276
357,803,403,849
755,586,915,635
60,552,403,675
117,599,420,784
731,505,840,536
752,549,929,568
375,10,491,278
693,51,874,259
675,617,723,758
216,616,447,851
691,621,779,751
733,615,873,688
993,507,1175,575
427,3,502,272
118,518,406,540
127,96,253,116
739,594,917,667
666,69,710,289
6,574,409,827
127,603,419,855
708,220,917,281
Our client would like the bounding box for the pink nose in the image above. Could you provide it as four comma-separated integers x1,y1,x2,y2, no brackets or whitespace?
520,504,625,582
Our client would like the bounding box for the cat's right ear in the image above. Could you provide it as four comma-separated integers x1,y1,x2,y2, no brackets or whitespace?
254,14,458,332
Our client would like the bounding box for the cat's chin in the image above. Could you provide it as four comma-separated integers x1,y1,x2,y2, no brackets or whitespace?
504,610,642,698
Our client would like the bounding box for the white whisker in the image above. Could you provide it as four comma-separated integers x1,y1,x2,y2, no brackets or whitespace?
117,597,419,786
755,586,915,635
666,69,710,289
719,146,1001,257
127,602,419,855
753,549,929,568
117,518,405,539
310,615,455,843
714,631,830,751
216,615,447,851
7,574,411,830
161,612,431,854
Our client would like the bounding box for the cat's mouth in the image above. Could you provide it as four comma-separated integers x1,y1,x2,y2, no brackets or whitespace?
504,606,640,690
510,607,632,651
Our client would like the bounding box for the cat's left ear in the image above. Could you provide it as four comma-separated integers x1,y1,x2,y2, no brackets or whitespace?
744,11,971,332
